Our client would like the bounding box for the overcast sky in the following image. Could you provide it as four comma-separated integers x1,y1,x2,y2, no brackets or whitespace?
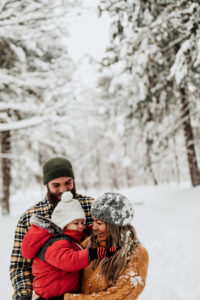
67,8,110,61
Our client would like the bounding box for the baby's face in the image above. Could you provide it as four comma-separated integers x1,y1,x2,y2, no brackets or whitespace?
65,219,85,231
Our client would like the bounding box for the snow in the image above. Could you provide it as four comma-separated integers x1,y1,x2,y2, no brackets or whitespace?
67,9,110,61
168,39,190,84
1,185,200,300
130,275,143,288
0,116,43,132
122,185,200,300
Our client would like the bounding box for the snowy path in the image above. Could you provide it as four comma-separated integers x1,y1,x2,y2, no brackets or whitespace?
1,216,18,299
1,186,200,300
124,186,200,300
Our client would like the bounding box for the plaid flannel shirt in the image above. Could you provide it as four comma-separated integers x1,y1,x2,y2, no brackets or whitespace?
9,194,93,300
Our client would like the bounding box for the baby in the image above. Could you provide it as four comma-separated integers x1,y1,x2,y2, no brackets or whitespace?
21,192,117,300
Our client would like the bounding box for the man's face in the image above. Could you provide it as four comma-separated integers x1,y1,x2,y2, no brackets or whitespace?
47,177,74,203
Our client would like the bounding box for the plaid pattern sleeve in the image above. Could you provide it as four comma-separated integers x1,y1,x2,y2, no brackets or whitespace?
77,194,93,226
9,198,54,300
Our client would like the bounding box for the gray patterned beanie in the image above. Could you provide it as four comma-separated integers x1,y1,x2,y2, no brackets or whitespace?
91,192,134,226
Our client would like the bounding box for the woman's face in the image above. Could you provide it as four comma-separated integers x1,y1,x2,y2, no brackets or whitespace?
92,216,107,241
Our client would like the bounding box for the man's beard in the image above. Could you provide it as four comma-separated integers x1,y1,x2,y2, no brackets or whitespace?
47,185,76,206
47,189,61,206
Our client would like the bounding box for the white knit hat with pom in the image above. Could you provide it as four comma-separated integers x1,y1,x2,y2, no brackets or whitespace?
51,191,85,229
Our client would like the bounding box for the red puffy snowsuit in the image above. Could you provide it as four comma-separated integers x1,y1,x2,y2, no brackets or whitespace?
21,215,89,299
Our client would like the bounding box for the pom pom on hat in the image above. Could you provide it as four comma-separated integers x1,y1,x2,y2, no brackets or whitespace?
61,191,73,202
91,192,134,226
51,191,85,229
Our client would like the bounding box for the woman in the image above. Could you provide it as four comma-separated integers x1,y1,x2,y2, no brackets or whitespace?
21,192,117,300
64,192,149,300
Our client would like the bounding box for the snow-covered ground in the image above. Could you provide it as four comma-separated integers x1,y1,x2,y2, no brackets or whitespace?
1,185,200,300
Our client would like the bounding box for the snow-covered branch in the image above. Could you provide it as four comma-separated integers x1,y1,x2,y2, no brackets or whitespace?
0,116,44,132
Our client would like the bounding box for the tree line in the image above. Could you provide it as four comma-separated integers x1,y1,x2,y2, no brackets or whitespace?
1,0,200,214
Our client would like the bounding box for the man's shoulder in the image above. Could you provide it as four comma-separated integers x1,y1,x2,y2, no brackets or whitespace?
19,198,52,226
76,194,94,204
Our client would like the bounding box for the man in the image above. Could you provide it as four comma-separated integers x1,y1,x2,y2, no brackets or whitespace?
9,157,93,300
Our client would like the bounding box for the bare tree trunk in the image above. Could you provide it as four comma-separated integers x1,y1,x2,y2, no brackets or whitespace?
124,141,132,187
95,150,101,189
172,135,180,184
1,130,11,215
110,163,118,189
146,138,158,185
180,86,200,186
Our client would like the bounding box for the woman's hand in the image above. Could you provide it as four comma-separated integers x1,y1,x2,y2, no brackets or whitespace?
88,247,119,261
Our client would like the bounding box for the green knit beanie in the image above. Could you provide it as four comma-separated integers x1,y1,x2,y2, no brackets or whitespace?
43,157,75,185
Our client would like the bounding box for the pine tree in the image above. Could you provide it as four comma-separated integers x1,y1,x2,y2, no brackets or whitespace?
0,0,79,214
99,0,200,186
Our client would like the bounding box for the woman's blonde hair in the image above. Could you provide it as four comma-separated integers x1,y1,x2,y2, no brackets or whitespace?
85,223,140,286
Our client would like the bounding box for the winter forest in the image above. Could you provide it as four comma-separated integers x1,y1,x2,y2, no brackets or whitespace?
1,0,200,215
1,1,200,300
